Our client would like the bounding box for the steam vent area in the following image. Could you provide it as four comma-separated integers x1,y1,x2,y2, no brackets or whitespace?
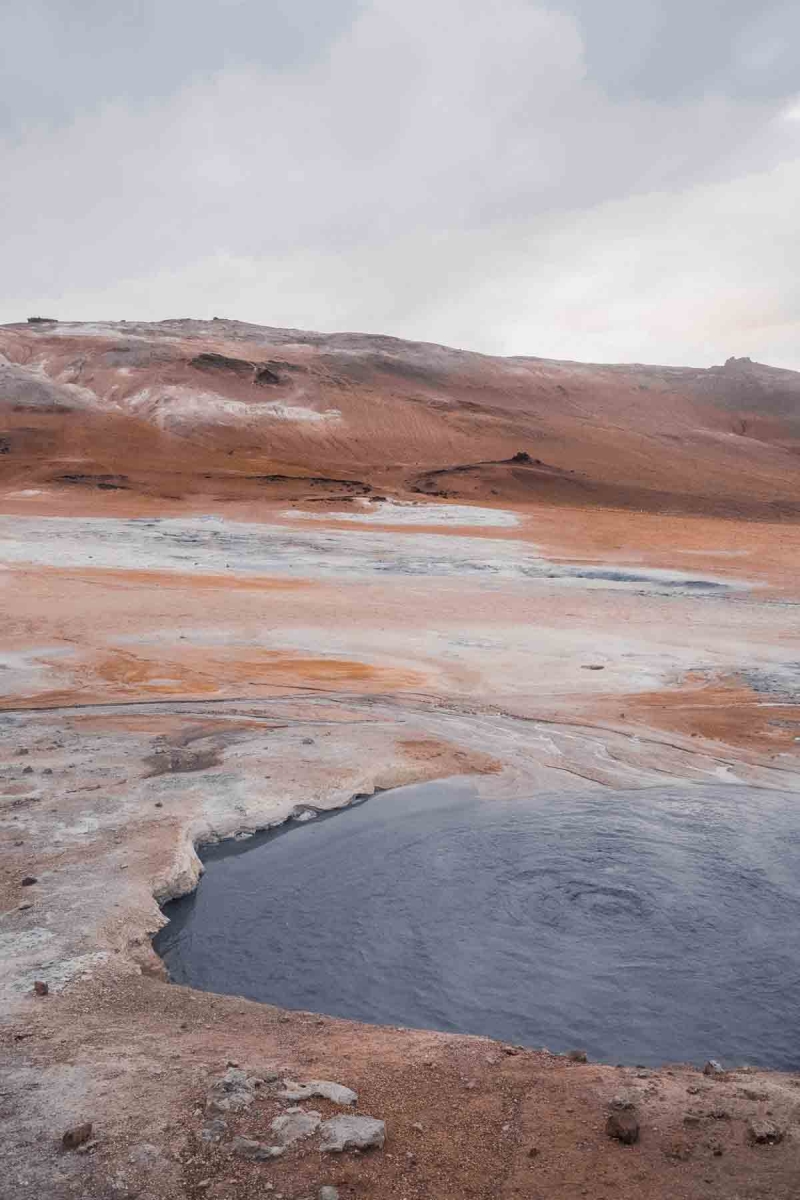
2,319,800,1200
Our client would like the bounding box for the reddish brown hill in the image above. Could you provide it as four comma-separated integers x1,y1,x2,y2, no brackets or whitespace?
1,318,798,517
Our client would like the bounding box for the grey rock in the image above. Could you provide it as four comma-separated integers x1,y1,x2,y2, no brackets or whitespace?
279,1080,357,1106
703,1060,724,1077
747,1119,784,1145
270,1110,322,1145
128,1143,162,1167
567,1049,588,1063
200,1118,228,1144
319,1115,386,1152
606,1111,640,1144
206,1066,257,1113
609,1094,636,1111
319,1190,339,1200
231,1137,284,1161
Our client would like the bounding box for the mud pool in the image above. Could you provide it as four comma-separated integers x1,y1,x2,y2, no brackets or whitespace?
156,780,800,1068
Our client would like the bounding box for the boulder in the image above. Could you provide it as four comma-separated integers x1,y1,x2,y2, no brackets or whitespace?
269,1110,322,1146
702,1060,724,1077
606,1111,639,1145
206,1067,257,1114
200,1118,228,1144
319,1115,386,1152
279,1079,357,1106
747,1119,784,1145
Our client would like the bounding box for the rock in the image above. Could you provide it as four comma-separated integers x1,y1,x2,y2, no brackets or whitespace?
703,1060,724,1077
18,902,33,911
206,1067,257,1113
567,1049,588,1063
22,765,34,775
609,1095,636,1111
279,1080,357,1106
33,980,48,996
747,1119,784,1145
319,1115,386,1153
21,876,37,887
231,1137,284,1161
740,1087,769,1101
200,1118,228,1144
606,1111,639,1145
62,1123,93,1150
269,1110,322,1146
251,1067,280,1085
319,1189,339,1200
711,1107,730,1120
128,1143,162,1167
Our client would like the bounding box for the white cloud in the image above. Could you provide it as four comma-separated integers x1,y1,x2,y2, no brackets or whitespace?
2,0,798,367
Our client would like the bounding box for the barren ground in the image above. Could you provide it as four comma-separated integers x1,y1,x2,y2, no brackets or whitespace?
1,321,799,1199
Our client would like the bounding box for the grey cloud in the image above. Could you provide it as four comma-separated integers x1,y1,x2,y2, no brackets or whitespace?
0,0,361,133
562,0,800,102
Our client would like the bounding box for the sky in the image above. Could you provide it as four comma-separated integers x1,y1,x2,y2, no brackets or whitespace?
2,0,799,367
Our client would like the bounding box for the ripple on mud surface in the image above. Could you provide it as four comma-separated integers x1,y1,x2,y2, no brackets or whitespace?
156,781,800,1068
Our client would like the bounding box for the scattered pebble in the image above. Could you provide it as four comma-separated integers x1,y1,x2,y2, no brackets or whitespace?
33,980,48,996
21,876,37,887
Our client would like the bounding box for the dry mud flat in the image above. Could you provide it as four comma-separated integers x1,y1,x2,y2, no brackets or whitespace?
2,320,800,1198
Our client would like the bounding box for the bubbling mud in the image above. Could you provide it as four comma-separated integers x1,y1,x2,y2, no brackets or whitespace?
156,779,800,1069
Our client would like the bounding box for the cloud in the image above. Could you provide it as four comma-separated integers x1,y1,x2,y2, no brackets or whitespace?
1,0,798,367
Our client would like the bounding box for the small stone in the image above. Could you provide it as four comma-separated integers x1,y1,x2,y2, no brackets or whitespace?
22,765,34,775
16,748,29,756
502,1045,519,1056
567,1049,588,1063
18,902,33,911
76,1139,98,1155
703,1060,724,1077
231,1137,284,1161
21,876,37,887
33,980,48,996
747,1119,783,1145
711,1107,730,1120
411,1122,424,1132
155,802,163,808
62,1123,93,1150
528,1146,540,1159
319,1115,386,1152
712,1144,724,1157
42,767,53,775
606,1111,639,1145
609,1095,635,1111
683,1114,702,1127
319,1189,339,1200
302,738,315,746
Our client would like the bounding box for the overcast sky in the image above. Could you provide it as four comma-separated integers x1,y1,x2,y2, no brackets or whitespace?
2,0,799,366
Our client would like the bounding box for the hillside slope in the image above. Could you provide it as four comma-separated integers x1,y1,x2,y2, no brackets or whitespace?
1,318,798,518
